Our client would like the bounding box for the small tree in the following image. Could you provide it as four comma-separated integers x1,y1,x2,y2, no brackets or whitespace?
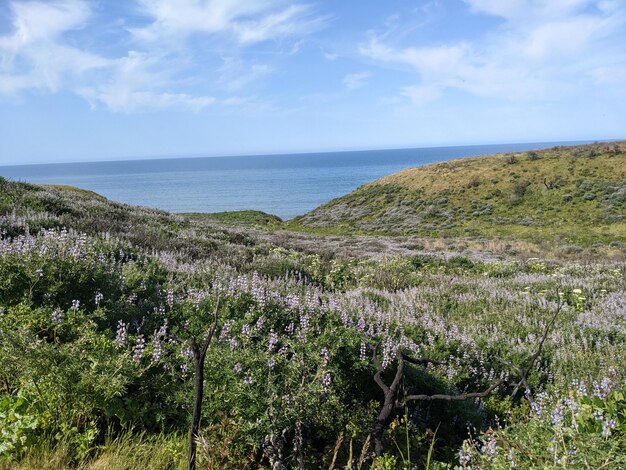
185,298,220,470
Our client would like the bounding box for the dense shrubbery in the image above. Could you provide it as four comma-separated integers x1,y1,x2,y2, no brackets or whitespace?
1,179,625,469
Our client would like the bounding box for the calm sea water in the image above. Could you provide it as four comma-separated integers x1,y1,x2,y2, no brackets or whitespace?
1,142,585,219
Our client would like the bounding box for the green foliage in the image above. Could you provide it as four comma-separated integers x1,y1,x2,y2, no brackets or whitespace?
1,166,626,468
464,384,626,469
0,393,39,457
293,141,626,246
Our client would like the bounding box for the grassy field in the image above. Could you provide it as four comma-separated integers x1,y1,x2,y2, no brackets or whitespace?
293,141,626,246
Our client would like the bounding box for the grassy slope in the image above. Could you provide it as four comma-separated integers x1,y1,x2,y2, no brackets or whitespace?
292,141,626,245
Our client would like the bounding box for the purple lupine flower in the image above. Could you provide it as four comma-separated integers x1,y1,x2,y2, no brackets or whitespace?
71,299,80,311
268,329,278,351
480,433,497,457
233,363,242,374
152,336,162,362
243,375,253,385
166,289,174,309
94,291,103,307
322,372,332,388
551,403,565,427
151,322,167,362
51,308,64,324
133,336,145,363
219,320,234,342
115,320,128,347
359,343,367,361
601,419,616,436
320,347,330,364
458,443,471,467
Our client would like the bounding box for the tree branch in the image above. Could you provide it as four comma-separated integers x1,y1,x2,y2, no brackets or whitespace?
400,378,505,406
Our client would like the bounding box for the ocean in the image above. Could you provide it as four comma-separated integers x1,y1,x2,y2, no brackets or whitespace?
0,142,585,219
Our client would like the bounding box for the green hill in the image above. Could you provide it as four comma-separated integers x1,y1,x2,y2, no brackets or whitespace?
293,141,626,245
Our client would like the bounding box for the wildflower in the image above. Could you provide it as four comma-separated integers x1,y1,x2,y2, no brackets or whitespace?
268,329,278,351
458,441,472,468
233,363,242,374
151,323,166,362
480,433,497,457
94,291,103,307
601,419,616,437
51,308,64,324
320,347,330,364
71,299,80,311
359,342,367,361
152,337,162,362
243,375,253,385
551,403,565,427
322,372,332,388
133,336,145,363
115,320,128,347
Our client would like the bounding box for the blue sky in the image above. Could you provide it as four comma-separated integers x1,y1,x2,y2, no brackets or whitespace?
1,0,625,165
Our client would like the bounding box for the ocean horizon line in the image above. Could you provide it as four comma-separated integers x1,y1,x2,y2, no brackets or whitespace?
0,138,607,169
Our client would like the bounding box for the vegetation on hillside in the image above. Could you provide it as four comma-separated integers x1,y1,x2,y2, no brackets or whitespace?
1,159,625,469
294,141,626,246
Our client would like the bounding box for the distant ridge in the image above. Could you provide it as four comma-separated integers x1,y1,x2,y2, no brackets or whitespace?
294,141,626,245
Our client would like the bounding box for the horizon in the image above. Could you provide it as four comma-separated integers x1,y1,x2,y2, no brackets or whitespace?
1,1,625,166
0,137,605,168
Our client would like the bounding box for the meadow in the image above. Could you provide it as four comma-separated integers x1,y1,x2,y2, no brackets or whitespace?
0,145,625,470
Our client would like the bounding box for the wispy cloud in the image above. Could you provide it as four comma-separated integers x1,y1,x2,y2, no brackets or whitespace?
342,71,371,90
218,57,272,92
131,0,327,45
77,51,215,112
0,0,327,112
360,0,626,107
0,0,110,94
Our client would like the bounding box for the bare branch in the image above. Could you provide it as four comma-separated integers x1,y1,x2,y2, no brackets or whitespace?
372,343,389,395
400,378,505,406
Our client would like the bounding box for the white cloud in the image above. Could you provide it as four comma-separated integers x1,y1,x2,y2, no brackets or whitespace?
342,72,371,90
0,0,325,112
79,88,215,113
218,58,272,92
77,51,215,112
401,84,441,107
0,1,110,94
361,0,626,107
132,0,327,45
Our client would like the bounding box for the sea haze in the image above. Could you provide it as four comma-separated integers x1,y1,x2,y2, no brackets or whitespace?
1,142,587,219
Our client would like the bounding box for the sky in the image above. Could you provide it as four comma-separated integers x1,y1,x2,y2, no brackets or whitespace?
0,0,625,165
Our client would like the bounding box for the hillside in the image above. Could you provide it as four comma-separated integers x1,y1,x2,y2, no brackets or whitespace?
294,141,626,245
1,165,626,469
